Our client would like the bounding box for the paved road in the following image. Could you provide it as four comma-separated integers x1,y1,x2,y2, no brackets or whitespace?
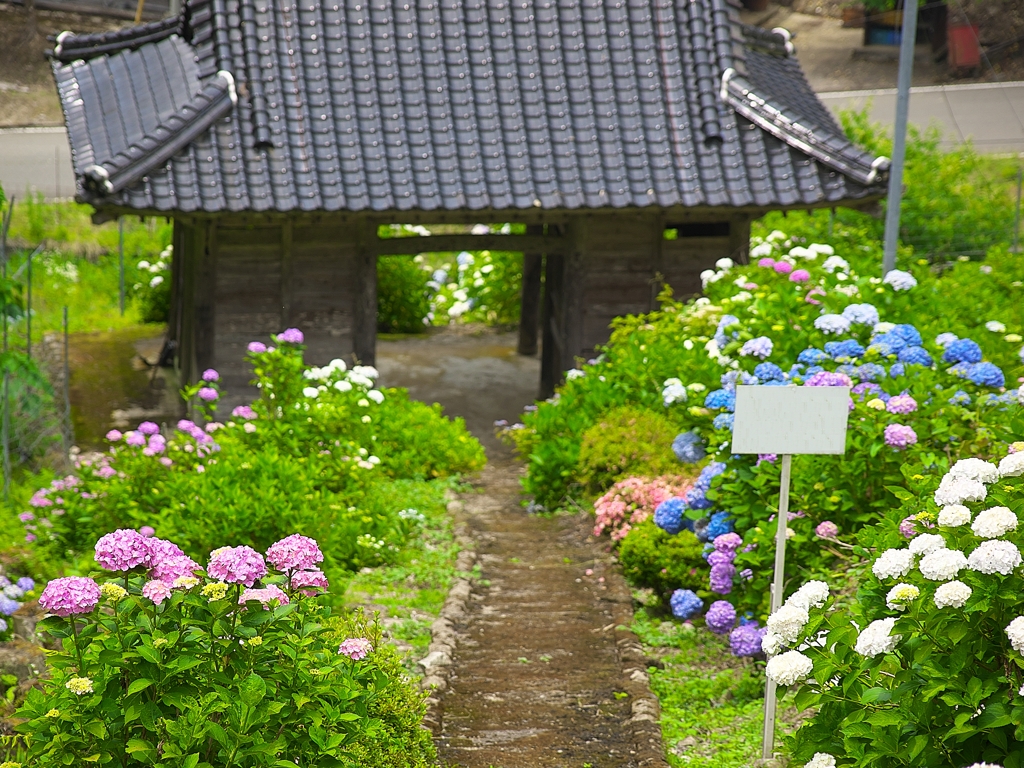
2,81,1022,202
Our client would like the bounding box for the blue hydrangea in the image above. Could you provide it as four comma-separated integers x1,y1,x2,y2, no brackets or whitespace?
855,363,886,382
654,498,688,535
670,589,704,619
978,393,1002,407
943,338,983,364
685,487,712,510
701,543,714,561
836,364,857,377
891,324,923,346
706,512,734,541
754,362,785,382
889,362,906,378
824,340,865,360
693,516,711,541
714,314,741,348
695,462,728,491
803,365,824,377
935,332,958,348
948,362,971,378
713,413,735,431
763,379,787,387
0,596,19,616
948,390,972,406
704,389,736,411
431,269,448,284
672,432,706,464
967,362,1005,388
841,303,880,326
869,332,908,356
720,370,758,391
898,346,933,367
797,348,829,365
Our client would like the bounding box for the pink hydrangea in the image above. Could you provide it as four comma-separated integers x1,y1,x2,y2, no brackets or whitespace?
142,579,172,606
125,431,146,447
202,369,220,382
338,638,373,660
592,476,693,541
39,577,100,617
96,466,116,480
266,534,324,572
291,569,329,595
815,521,839,539
247,341,267,353
207,546,267,587
789,269,810,283
884,423,918,450
231,405,257,420
95,529,150,571
240,585,290,607
144,538,185,567
277,328,304,344
151,555,202,584
29,491,53,508
138,422,160,436
197,387,219,402
757,258,776,269
177,419,197,432
139,526,155,538
106,430,123,441
159,457,174,467
886,394,917,414
805,286,826,305
773,261,793,275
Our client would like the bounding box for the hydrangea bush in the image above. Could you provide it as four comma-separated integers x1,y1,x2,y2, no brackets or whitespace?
769,454,1024,768
15,533,435,767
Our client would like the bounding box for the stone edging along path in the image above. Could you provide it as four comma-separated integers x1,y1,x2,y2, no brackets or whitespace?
418,464,670,768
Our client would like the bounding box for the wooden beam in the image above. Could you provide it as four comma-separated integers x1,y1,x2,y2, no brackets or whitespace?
374,233,565,256
517,224,543,356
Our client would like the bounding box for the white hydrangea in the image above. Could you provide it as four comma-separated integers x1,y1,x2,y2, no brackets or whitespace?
934,474,988,506
565,368,585,381
964,763,1005,768
807,243,834,257
882,269,917,291
786,580,830,611
1018,384,1024,406
352,365,379,380
933,580,972,609
662,378,687,406
822,255,849,273
813,314,851,335
986,320,1007,333
937,505,972,527
968,540,1022,575
715,257,734,271
872,548,915,580
302,386,320,398
788,246,813,259
919,548,968,581
765,650,813,686
908,533,947,557
947,458,999,484
761,630,784,656
804,754,837,768
750,242,774,258
1006,617,1024,653
885,583,920,611
873,322,896,334
998,451,1024,478
766,603,810,645
854,617,901,657
970,506,1018,539
366,389,385,404
766,229,788,243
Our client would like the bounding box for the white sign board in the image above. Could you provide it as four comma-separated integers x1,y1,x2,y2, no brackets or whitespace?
731,385,850,455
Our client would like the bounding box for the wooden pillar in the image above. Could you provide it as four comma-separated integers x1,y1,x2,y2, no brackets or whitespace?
517,224,544,356
280,220,293,328
194,221,217,375
539,220,584,400
730,215,752,265
353,220,377,366
167,218,185,350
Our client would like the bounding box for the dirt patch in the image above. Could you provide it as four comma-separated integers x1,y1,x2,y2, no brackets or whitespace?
436,459,665,768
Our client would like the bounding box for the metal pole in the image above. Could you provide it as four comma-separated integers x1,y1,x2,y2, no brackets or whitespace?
882,0,920,275
62,306,73,459
761,453,793,760
1012,167,1022,253
119,218,125,316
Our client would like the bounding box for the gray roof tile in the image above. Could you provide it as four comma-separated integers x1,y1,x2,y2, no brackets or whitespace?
52,0,886,213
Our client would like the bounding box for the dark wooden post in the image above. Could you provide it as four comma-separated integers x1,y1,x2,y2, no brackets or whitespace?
539,220,584,399
730,215,751,264
280,220,293,329
353,219,377,366
195,221,217,375
517,224,544,356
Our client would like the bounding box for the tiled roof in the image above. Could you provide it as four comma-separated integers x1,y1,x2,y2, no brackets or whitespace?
51,0,888,214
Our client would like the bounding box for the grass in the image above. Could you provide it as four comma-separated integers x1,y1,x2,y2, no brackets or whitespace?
339,478,468,674
632,608,801,768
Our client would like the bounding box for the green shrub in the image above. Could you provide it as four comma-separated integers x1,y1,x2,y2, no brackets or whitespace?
377,256,431,334
577,406,684,495
618,520,706,599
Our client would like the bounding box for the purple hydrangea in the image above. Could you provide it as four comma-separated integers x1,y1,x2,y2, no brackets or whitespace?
202,369,220,382
729,621,766,657
0,596,20,616
247,341,268,353
898,516,918,538
943,338,983,364
815,521,839,539
898,346,933,367
710,563,736,594
654,498,688,535
713,532,743,551
95,529,151,572
106,430,123,442
138,421,160,436
15,577,34,592
967,362,1005,388
705,600,737,634
804,371,852,388
197,387,219,402
707,550,734,568
125,431,146,447
208,546,267,587
672,432,705,464
277,328,305,344
886,394,917,414
670,589,704,619
232,405,257,420
884,424,918,450
38,576,101,618
739,337,774,359
266,534,324,572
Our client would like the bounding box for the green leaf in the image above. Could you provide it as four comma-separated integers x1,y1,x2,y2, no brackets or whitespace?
140,701,162,732
240,673,267,707
182,756,200,768
127,678,155,696
126,738,155,755
137,645,161,664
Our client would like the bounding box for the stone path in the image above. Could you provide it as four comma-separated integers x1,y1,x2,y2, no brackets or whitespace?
435,460,662,768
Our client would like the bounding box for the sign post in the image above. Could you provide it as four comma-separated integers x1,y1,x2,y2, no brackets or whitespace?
731,385,851,760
